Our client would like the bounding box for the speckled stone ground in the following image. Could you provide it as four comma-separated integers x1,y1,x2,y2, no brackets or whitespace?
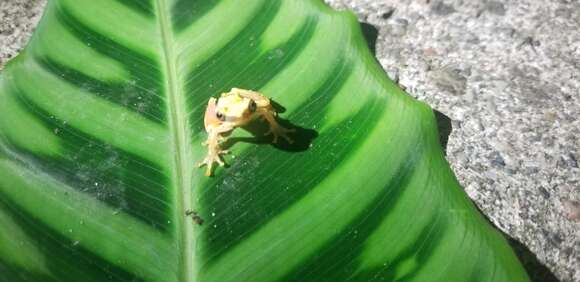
0,0,44,70
1,0,579,281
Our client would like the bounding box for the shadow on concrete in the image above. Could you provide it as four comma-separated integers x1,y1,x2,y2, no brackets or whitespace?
434,110,452,155
360,22,378,55
507,237,560,282
472,204,560,282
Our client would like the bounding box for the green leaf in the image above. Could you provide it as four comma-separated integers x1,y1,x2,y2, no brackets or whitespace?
0,0,528,281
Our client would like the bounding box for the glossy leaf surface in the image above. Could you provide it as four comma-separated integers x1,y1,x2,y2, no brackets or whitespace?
0,0,528,281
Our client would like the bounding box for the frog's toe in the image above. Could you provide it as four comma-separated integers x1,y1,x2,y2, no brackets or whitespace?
215,157,225,166
281,132,294,144
265,127,295,144
264,128,277,142
196,157,209,168
197,159,214,176
197,152,227,176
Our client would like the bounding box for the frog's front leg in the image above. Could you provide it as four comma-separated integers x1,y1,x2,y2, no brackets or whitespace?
198,124,234,176
258,108,295,144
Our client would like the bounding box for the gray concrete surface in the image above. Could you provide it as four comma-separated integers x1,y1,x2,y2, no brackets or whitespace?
1,0,579,281
0,0,44,69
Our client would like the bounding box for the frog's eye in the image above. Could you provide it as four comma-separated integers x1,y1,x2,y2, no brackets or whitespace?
216,112,225,121
249,100,257,112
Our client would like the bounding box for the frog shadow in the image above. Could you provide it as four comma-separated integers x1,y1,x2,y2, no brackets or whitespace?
221,100,318,152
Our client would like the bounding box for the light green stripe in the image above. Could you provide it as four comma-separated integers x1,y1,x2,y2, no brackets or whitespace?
0,207,50,277
58,0,159,57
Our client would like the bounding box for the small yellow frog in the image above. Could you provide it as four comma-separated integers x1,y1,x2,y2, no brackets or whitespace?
198,88,294,176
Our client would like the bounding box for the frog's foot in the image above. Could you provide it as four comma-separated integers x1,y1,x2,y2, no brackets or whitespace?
197,150,230,176
265,125,295,144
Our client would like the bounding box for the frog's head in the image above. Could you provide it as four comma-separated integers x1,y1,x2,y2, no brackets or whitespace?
215,93,257,122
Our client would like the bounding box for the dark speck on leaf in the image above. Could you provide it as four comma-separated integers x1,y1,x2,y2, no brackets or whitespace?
185,210,204,225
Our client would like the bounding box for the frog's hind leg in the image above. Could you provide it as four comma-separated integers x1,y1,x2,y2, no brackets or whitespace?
258,108,295,144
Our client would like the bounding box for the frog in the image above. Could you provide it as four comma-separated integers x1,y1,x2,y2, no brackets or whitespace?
197,88,295,176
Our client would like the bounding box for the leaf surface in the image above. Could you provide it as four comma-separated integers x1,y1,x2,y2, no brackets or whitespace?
0,0,528,281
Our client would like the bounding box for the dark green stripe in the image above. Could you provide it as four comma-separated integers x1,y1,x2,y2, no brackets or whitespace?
171,0,219,32
0,147,6,159
0,201,145,282
115,0,154,17
36,57,164,124
5,85,172,233
53,5,166,124
0,261,57,282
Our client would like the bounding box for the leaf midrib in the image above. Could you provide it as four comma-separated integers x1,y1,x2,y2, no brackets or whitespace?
154,1,195,282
